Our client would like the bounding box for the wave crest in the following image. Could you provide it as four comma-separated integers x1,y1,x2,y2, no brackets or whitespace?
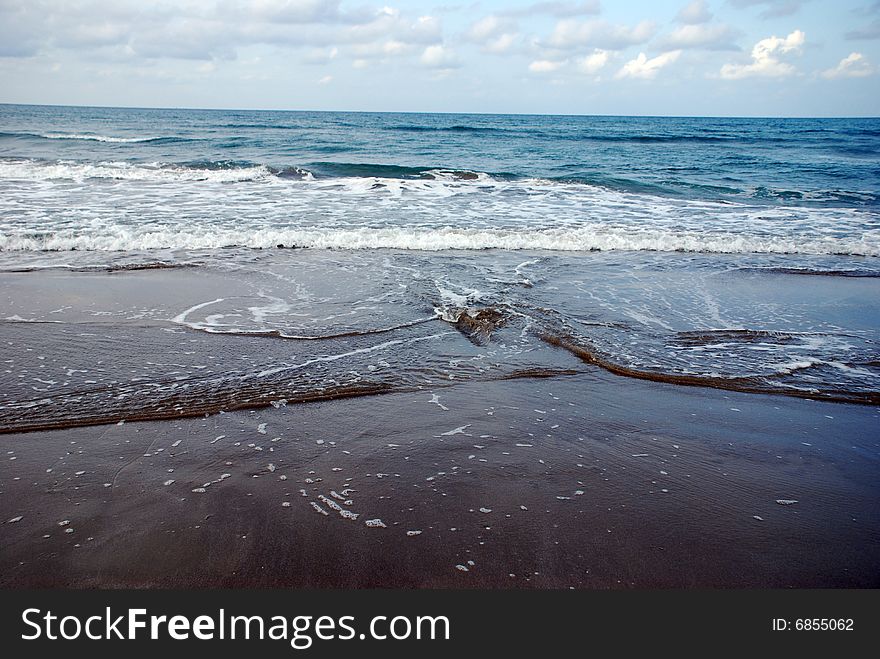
0,131,194,144
1,225,877,256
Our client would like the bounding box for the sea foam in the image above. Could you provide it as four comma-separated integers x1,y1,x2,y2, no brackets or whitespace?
40,133,162,143
1,225,876,256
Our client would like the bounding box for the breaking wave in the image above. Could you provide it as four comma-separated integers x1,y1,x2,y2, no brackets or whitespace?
0,159,276,182
0,157,875,206
0,131,194,144
2,225,877,256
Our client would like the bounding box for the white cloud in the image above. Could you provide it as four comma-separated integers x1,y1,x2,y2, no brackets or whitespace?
0,1,443,62
575,49,609,74
464,15,520,53
465,15,514,42
526,49,608,75
821,52,875,78
545,19,656,51
615,50,681,79
720,29,805,79
676,0,712,25
484,33,520,54
317,74,333,84
661,23,739,50
528,59,564,73
420,44,460,69
343,10,441,47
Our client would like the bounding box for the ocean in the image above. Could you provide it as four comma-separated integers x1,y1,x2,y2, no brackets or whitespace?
1,105,879,254
0,104,878,427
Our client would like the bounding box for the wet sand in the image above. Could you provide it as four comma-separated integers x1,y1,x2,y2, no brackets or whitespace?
2,371,878,588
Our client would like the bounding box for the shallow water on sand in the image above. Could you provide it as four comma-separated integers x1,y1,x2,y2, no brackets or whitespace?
1,249,878,434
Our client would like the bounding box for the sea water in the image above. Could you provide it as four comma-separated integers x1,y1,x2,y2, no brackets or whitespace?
0,105,877,431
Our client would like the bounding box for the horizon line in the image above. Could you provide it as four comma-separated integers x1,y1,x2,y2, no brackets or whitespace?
1,101,877,121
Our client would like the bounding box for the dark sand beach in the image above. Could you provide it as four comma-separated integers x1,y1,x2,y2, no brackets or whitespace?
2,364,878,588
1,258,878,588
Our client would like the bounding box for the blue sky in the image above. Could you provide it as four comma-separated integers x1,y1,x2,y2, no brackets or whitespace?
0,0,878,116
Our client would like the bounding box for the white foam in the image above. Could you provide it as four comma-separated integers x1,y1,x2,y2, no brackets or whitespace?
40,133,162,143
252,333,447,380
421,169,494,183
310,501,329,516
2,224,874,256
0,159,274,183
1,158,875,256
771,359,822,375
318,494,360,520
4,315,61,323
428,393,449,410
171,299,225,327
440,425,471,436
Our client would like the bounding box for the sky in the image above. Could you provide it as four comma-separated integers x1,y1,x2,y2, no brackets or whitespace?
0,0,878,116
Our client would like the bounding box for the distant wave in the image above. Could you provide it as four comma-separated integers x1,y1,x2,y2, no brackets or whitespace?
0,158,875,208
0,131,194,144
41,133,162,143
569,133,742,144
545,132,811,146
379,125,752,142
386,124,512,135
219,123,298,130
2,226,877,257
0,158,501,183
833,145,878,158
